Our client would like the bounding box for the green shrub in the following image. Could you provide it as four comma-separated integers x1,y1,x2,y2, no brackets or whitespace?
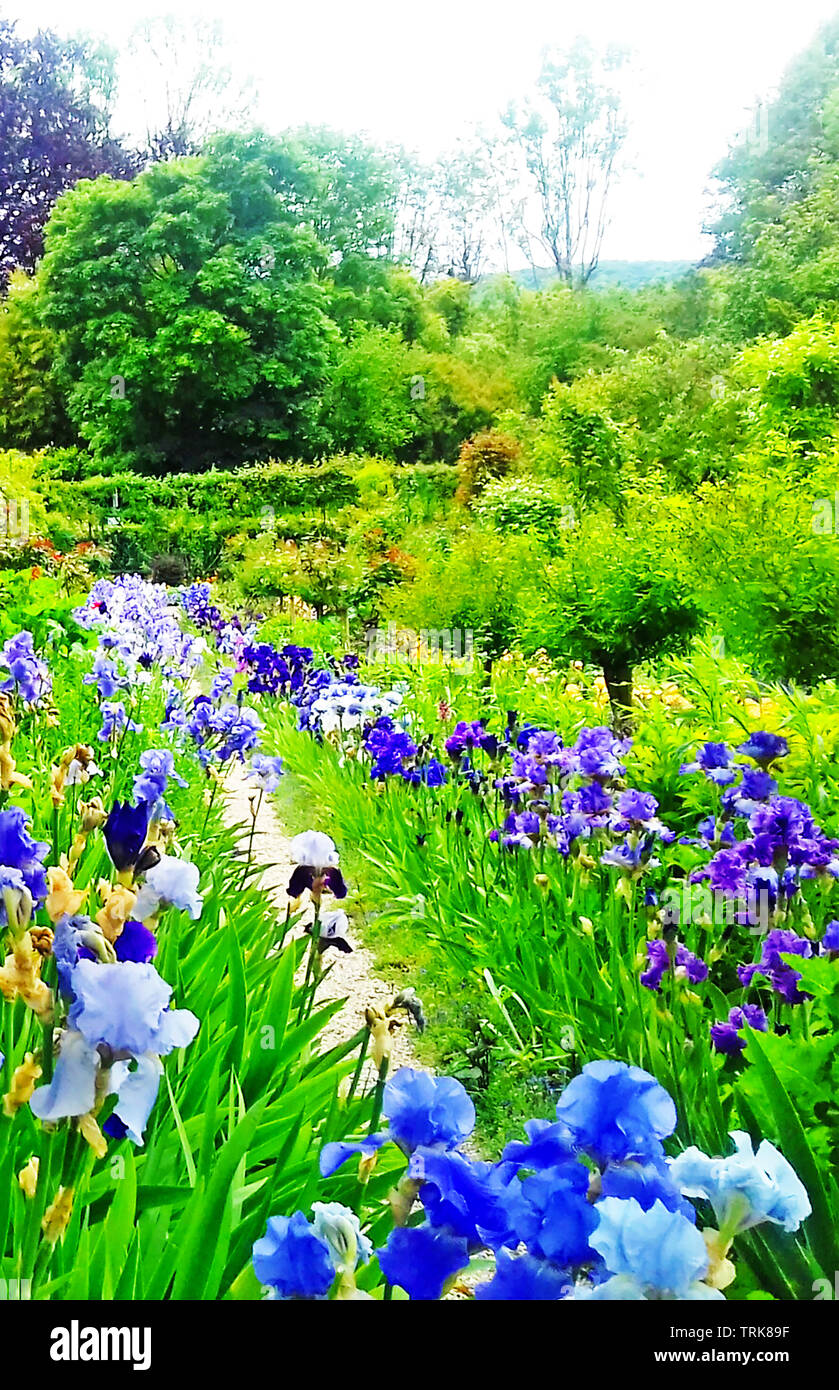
473,475,574,547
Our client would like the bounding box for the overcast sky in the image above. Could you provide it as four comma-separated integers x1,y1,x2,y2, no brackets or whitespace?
7,0,839,262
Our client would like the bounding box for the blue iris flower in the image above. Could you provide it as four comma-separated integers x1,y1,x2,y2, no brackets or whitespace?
319,1069,475,1177
377,1224,470,1300
253,1211,336,1299
383,1068,476,1152
68,960,199,1056
670,1132,811,1234
29,1029,100,1122
737,731,790,767
599,1156,696,1220
411,1149,518,1248
503,1162,598,1265
475,1249,569,1301
104,1056,164,1146
501,1116,577,1170
554,1060,677,1165
588,1197,721,1300
0,806,49,906
319,1132,390,1178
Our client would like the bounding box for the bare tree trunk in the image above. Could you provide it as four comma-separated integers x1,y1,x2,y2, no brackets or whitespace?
602,656,633,735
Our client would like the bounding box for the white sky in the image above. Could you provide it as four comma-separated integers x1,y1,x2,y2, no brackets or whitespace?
6,0,839,262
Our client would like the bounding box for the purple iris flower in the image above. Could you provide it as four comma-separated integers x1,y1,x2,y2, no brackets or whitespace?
678,742,736,786
601,836,658,875
444,720,497,759
737,928,814,1004
104,801,152,873
0,807,49,907
710,1005,769,1055
737,732,790,768
132,749,188,808
98,701,143,743
640,939,708,992
823,921,839,953
114,919,158,964
0,631,51,704
721,769,777,817
572,727,630,782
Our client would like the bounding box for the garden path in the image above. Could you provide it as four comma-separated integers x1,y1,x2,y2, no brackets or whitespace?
221,761,486,1298
221,761,417,1079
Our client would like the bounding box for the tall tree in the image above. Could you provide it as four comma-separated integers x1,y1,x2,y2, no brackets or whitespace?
39,148,336,471
502,39,629,285
710,16,839,261
208,127,398,265
390,154,441,282
0,21,135,285
126,16,252,161
434,144,497,282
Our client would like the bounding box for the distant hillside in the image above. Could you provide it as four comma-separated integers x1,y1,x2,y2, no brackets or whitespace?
496,260,697,291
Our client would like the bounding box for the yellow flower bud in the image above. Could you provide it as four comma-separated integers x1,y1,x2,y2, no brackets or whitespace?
0,933,53,1022
42,1186,75,1244
18,1156,39,1199
3,1052,42,1117
703,1228,737,1290
78,1113,108,1160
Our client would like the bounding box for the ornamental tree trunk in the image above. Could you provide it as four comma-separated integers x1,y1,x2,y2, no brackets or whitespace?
602,655,633,736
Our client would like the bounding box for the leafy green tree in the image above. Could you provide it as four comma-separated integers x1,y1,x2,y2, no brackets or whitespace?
39,151,336,470
735,314,839,452
227,127,399,264
532,378,629,507
711,16,839,260
328,258,429,341
321,327,418,457
383,528,540,666
473,475,573,549
719,170,839,339
519,504,701,729
686,464,839,686
0,270,71,447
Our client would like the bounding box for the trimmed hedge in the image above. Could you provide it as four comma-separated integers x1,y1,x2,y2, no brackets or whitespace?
38,455,459,578
47,460,361,524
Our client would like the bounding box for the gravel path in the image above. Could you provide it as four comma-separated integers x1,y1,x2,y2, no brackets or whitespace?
221,761,417,1076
